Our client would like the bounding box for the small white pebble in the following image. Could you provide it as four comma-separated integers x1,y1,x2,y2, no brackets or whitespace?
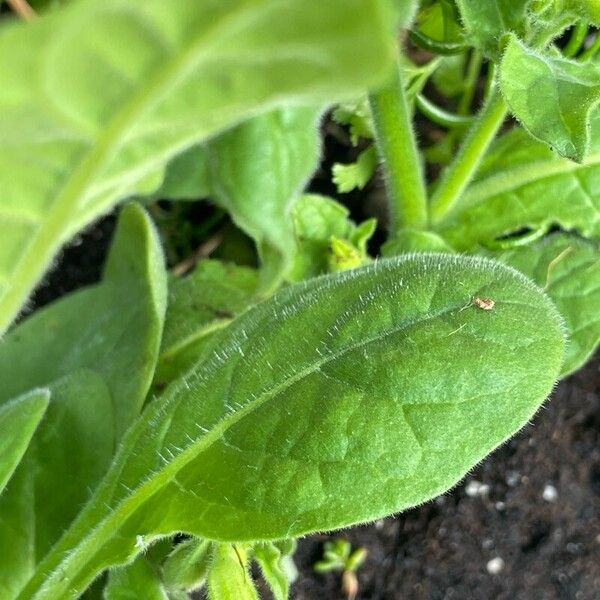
465,480,490,498
506,471,520,487
495,501,506,511
375,519,385,530
543,484,558,503
486,557,505,575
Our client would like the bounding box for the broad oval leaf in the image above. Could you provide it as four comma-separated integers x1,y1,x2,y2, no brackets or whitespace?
496,234,600,376
0,0,395,334
22,255,564,599
500,35,600,162
105,556,168,600
435,124,600,249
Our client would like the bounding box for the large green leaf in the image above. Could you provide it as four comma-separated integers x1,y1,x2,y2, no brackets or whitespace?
496,234,600,376
0,372,114,599
0,0,396,335
156,260,257,387
563,0,600,24
454,0,531,58
0,390,49,496
0,204,166,436
435,124,600,249
500,35,600,162
21,255,564,599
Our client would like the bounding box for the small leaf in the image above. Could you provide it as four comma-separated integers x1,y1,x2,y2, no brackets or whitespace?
500,35,600,162
333,146,378,193
332,101,374,145
162,538,212,592
495,234,600,376
253,543,290,600
382,230,455,255
435,124,600,249
0,390,49,496
0,204,167,437
0,0,396,334
23,255,565,599
454,0,531,58
155,260,258,387
105,555,168,600
289,194,375,281
207,545,258,600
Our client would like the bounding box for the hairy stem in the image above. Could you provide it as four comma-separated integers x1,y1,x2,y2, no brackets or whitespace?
369,65,428,234
429,89,507,225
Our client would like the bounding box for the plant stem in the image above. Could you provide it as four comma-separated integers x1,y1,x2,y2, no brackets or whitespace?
6,0,36,20
563,21,588,58
369,65,428,234
416,94,474,129
458,50,482,115
429,89,507,225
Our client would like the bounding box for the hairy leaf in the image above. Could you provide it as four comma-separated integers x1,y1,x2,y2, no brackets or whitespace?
208,545,258,600
0,372,114,598
0,390,49,496
496,234,600,376
105,556,168,600
563,0,600,24
253,543,290,600
500,35,600,161
155,261,257,387
22,255,564,599
454,0,530,58
436,124,600,249
332,146,378,193
162,538,212,592
0,0,395,334
0,204,166,436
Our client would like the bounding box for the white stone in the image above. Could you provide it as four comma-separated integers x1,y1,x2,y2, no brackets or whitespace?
543,484,558,503
486,557,505,575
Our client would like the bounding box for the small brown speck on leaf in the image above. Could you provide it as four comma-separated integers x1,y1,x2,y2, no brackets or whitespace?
474,297,495,311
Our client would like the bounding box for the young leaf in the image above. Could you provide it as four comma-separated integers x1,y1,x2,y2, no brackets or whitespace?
332,146,378,193
105,556,168,600
0,204,166,437
204,107,324,291
0,390,49,496
454,0,530,58
208,544,258,600
435,124,600,249
0,371,114,599
0,0,396,334
289,194,375,281
500,35,600,162
156,260,258,387
563,0,600,24
162,538,212,592
22,255,565,599
495,234,600,376
253,543,290,600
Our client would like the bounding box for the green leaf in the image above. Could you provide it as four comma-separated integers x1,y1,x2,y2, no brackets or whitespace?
105,556,168,600
206,107,324,291
252,543,289,600
563,0,600,25
454,0,530,58
0,204,166,437
332,146,378,193
332,101,374,145
162,538,211,592
0,371,114,599
289,194,375,281
435,124,600,249
155,260,258,387
495,234,600,376
0,390,49,496
157,149,210,202
500,35,600,162
0,0,396,334
207,545,258,600
382,229,455,255
22,255,565,599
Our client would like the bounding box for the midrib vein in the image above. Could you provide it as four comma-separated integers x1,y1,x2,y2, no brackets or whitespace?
0,1,263,336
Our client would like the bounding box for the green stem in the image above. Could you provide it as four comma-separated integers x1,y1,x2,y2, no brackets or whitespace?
416,94,474,129
563,21,588,58
458,50,482,115
369,65,428,234
429,89,507,225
